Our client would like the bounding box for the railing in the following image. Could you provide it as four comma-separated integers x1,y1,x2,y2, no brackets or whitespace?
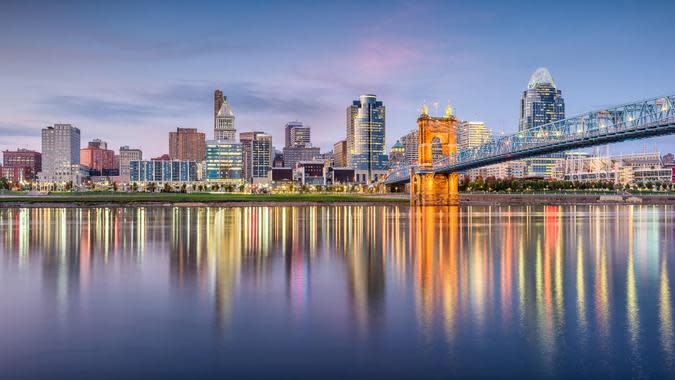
385,95,675,184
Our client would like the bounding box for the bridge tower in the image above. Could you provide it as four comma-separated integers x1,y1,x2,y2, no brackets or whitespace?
410,103,459,206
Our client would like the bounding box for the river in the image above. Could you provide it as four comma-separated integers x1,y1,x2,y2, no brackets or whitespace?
0,205,673,379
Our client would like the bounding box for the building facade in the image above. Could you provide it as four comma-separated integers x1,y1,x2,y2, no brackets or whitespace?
205,140,243,181
169,127,205,161
389,140,405,167
39,124,82,184
214,91,236,142
80,139,116,176
129,159,198,182
284,121,311,148
240,131,273,183
346,94,388,181
400,129,419,165
519,68,566,178
282,146,320,169
333,139,347,167
458,121,492,151
118,146,142,182
1,149,42,182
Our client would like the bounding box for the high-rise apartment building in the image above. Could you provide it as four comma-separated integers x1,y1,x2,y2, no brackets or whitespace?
119,146,142,182
240,131,273,183
333,139,348,167
169,127,206,161
80,139,116,175
519,68,566,178
214,91,236,142
400,129,419,165
346,94,388,181
205,140,243,181
39,124,82,184
284,121,311,148
458,121,492,151
1,149,42,182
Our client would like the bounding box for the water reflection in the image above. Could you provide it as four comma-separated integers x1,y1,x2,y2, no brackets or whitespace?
0,205,673,378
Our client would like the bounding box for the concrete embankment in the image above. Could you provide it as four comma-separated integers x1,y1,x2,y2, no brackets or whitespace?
460,193,675,205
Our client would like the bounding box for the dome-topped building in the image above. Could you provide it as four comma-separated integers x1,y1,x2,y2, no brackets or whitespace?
528,67,556,89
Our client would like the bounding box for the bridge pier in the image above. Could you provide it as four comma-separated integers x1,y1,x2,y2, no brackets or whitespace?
411,170,459,206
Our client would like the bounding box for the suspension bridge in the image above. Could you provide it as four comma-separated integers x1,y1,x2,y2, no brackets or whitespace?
384,95,675,205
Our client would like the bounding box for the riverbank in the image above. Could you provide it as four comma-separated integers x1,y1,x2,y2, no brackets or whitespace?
1,192,674,207
0,193,408,208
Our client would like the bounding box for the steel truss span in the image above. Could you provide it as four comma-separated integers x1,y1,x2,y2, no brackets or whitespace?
385,95,675,184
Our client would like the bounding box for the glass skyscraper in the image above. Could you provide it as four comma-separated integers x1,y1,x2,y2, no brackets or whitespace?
519,68,566,178
519,68,565,131
346,94,388,181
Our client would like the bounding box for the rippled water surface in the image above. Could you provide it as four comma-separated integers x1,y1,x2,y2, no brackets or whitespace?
0,205,674,379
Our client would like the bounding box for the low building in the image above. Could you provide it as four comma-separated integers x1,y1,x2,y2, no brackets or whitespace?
269,167,294,183
561,150,674,184
129,159,198,182
2,149,42,182
328,167,355,184
294,161,326,185
282,146,320,169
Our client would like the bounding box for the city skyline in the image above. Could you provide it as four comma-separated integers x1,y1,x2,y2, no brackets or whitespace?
2,1,675,157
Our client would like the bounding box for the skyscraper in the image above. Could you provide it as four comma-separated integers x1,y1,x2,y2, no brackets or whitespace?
214,91,236,142
519,68,566,177
240,131,272,183
169,127,206,161
284,121,311,148
458,121,492,150
39,124,82,184
346,94,388,181
519,68,565,131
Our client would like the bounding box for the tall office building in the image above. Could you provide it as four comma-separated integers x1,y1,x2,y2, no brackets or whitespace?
119,146,142,182
519,68,565,131
346,94,388,181
519,68,566,177
1,149,41,182
214,91,236,142
169,127,206,161
458,121,492,150
80,139,116,175
333,139,347,167
284,121,311,148
240,131,273,182
205,140,243,181
39,124,82,183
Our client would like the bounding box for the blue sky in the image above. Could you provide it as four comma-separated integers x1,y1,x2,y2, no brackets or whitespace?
1,0,674,157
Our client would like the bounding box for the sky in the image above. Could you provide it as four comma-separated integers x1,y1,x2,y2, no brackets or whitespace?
1,0,675,158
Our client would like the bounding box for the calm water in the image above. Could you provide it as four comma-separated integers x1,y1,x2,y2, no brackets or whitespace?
0,205,674,379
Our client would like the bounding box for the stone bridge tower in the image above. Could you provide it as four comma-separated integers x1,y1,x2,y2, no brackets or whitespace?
410,103,460,206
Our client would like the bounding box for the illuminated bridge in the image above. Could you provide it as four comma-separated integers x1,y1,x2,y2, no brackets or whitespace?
385,95,675,205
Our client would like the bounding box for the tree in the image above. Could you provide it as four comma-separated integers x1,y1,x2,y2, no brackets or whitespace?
0,177,9,190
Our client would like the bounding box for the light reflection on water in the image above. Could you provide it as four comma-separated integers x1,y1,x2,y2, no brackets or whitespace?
0,205,673,379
